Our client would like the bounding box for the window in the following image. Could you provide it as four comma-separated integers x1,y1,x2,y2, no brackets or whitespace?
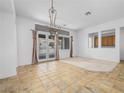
59,37,64,49
49,35,54,40
59,36,70,49
64,37,70,49
88,32,98,48
38,34,46,38
101,29,115,48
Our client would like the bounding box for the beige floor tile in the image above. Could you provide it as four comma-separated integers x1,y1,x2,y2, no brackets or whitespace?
0,60,124,93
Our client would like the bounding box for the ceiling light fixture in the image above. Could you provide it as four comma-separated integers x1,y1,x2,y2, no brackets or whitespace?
85,11,92,16
49,0,57,28
48,0,61,36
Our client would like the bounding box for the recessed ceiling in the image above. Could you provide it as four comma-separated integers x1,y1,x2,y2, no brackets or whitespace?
14,0,124,31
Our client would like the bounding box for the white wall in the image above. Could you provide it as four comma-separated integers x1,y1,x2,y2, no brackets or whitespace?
120,28,124,60
76,18,124,62
16,16,76,66
0,11,17,79
16,16,36,66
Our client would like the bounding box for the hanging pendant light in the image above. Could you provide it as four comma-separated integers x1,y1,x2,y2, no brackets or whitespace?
49,0,57,28
49,0,57,36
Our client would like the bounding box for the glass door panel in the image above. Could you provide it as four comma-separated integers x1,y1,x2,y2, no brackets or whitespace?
38,34,47,60
37,32,56,62
48,34,56,59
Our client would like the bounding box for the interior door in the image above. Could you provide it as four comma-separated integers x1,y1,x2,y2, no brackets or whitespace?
37,31,56,62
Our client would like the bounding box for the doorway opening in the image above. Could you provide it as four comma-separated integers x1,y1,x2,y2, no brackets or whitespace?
120,27,124,63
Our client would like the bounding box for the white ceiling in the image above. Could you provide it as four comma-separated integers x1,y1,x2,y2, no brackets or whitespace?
0,0,13,13
14,0,124,30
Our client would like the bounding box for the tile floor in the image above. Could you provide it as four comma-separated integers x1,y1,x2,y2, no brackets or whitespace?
0,60,124,93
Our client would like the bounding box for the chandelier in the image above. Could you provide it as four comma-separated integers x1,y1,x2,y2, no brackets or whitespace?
49,0,57,28
48,0,58,36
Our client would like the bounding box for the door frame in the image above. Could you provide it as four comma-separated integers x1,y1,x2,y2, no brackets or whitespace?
37,31,56,62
